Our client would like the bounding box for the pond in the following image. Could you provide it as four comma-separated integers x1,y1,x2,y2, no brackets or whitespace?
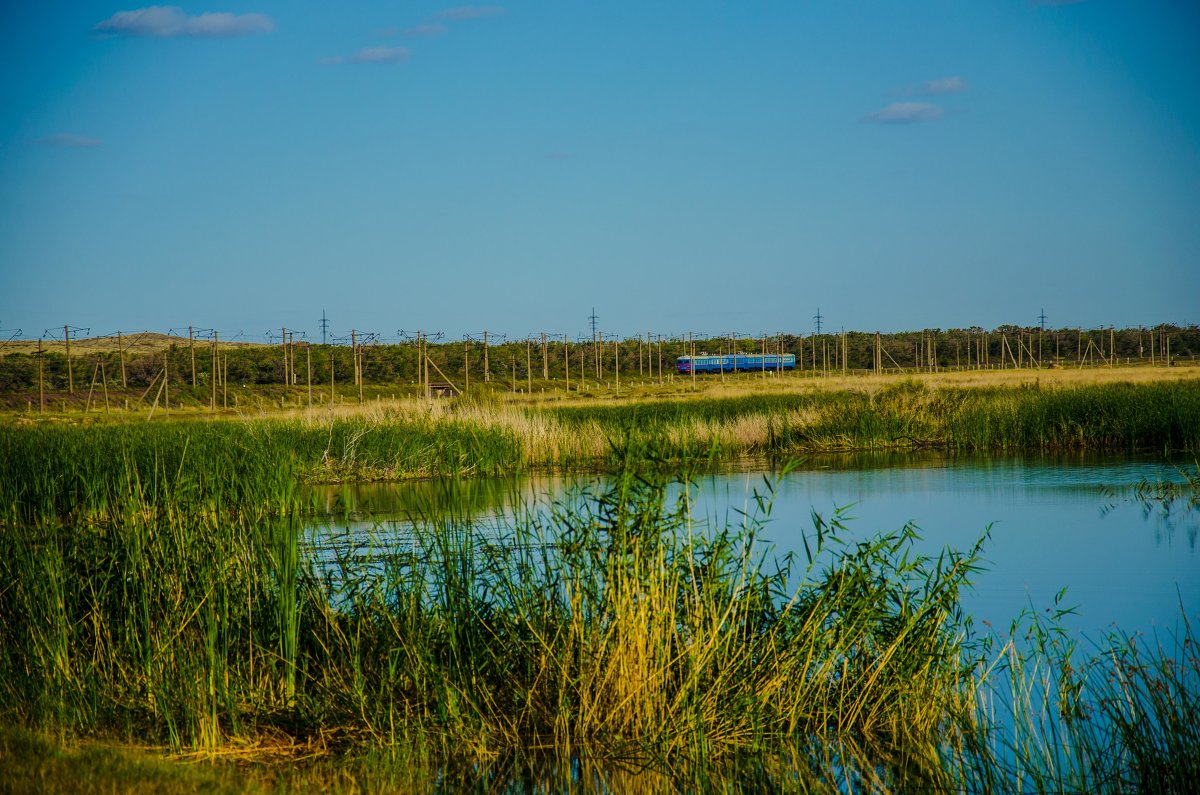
306,453,1199,643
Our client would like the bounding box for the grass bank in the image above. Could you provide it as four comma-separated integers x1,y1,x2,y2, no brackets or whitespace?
3,380,1198,514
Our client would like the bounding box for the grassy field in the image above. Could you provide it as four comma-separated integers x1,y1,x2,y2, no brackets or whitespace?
2,369,1198,791
4,375,1198,504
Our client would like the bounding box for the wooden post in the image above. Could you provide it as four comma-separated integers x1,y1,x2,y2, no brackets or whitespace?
658,335,663,386
351,329,358,387
615,338,620,395
542,332,548,379
118,331,127,388
64,325,73,395
37,339,44,413
483,331,490,382
282,327,288,389
211,332,218,410
691,331,700,391
189,326,196,387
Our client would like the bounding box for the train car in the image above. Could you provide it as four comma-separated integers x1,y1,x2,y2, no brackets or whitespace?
677,353,796,374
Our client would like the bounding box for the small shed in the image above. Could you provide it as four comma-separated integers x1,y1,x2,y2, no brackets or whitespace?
427,381,460,398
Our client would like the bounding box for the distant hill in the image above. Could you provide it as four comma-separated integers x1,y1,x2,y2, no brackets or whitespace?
0,333,262,356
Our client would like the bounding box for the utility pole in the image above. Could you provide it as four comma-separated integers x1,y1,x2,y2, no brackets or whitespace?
1038,309,1047,367
589,308,600,379
64,325,74,395
117,331,127,387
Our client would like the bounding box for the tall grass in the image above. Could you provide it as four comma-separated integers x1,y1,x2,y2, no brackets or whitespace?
1,446,985,784
2,440,1199,790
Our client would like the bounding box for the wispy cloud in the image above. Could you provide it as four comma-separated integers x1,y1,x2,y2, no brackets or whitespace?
437,6,507,21
94,6,274,38
40,133,102,148
321,46,411,65
860,102,944,125
896,76,968,97
403,23,449,37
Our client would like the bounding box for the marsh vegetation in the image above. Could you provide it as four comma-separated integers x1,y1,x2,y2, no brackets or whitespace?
1,377,1198,792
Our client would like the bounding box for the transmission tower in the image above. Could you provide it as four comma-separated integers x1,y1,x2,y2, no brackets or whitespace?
813,308,824,336
588,308,599,342
319,310,329,345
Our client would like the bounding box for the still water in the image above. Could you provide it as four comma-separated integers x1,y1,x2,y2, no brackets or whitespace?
307,454,1198,641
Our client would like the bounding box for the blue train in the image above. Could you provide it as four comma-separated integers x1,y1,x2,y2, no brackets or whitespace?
677,353,796,374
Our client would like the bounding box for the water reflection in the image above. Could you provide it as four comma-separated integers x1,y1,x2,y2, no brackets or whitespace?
303,453,1198,640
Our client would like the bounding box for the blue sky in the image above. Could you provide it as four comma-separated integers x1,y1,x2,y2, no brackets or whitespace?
1,1,1198,342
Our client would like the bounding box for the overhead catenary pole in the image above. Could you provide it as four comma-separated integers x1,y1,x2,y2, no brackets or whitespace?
211,331,218,410
690,332,696,390
117,331,127,388
64,325,73,395
614,338,620,395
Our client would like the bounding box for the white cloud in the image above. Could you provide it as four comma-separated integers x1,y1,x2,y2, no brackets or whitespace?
404,23,448,37
94,6,274,38
916,76,964,96
437,6,507,21
860,102,944,124
322,46,411,65
40,133,102,148
349,46,410,63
